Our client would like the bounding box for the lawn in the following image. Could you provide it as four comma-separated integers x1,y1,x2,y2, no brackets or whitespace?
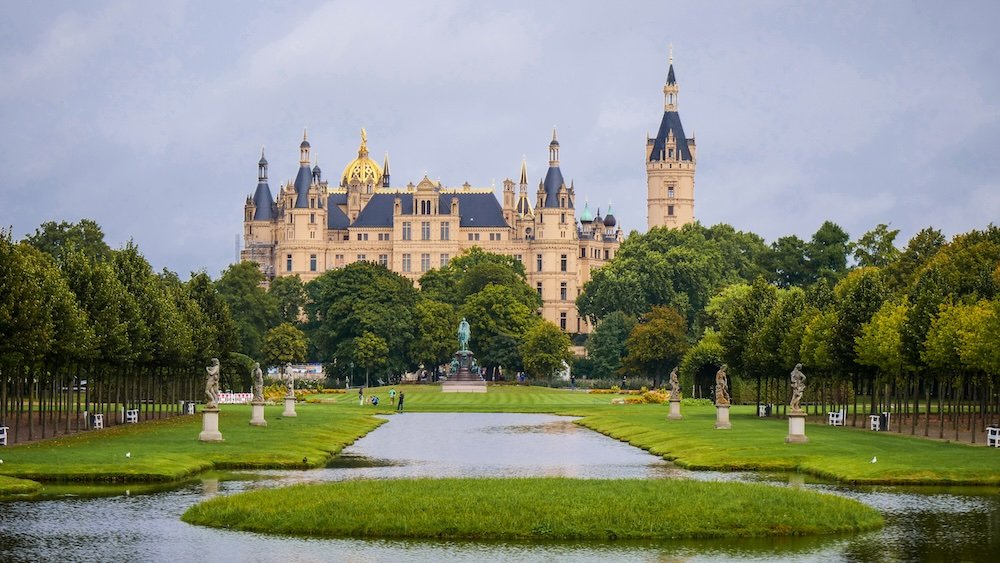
181,477,884,540
0,404,382,484
3,384,998,486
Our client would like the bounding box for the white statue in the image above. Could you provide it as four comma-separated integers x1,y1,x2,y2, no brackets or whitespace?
669,366,680,401
715,364,730,406
205,358,220,409
790,363,806,412
285,365,295,397
252,362,264,403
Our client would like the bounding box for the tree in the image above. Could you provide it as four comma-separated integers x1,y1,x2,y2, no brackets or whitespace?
680,328,725,398
806,221,850,284
577,223,768,327
855,299,909,375
621,306,690,385
306,261,418,372
585,311,637,379
718,277,777,379
520,321,572,379
261,322,308,369
886,227,945,291
460,283,539,367
852,223,901,268
25,219,112,263
410,298,459,369
765,235,811,288
215,261,278,358
187,271,238,362
354,331,389,384
269,274,306,325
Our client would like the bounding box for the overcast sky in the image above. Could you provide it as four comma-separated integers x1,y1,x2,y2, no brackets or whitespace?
2,1,998,276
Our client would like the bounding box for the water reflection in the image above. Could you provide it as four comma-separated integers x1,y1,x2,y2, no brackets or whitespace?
1,412,998,562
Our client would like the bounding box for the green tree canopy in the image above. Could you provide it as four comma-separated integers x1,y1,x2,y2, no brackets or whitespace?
622,306,690,384
216,261,278,358
520,320,572,379
261,322,308,369
585,311,637,379
269,274,307,325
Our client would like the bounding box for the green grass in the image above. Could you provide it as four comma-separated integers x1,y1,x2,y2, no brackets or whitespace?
0,404,382,483
578,404,1000,485
4,385,998,487
181,477,884,540
0,474,42,496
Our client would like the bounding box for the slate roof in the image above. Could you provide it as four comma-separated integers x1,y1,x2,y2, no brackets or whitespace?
252,181,274,220
351,192,509,228
326,193,350,229
666,63,676,85
542,165,565,208
649,111,693,162
293,164,312,208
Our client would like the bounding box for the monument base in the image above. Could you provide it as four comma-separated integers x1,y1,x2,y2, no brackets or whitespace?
715,404,731,429
441,380,488,393
785,411,808,443
199,408,223,442
249,402,267,426
668,399,682,420
282,396,297,417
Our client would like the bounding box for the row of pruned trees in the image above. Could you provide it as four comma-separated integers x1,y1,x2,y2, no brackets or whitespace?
699,226,1000,442
0,221,239,444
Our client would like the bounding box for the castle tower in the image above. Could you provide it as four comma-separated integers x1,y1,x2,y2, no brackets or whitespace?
647,48,696,230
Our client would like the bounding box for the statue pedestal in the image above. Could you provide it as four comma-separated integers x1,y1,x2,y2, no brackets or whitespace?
668,399,682,420
282,396,297,417
715,404,731,429
785,411,808,443
250,401,267,426
199,408,223,442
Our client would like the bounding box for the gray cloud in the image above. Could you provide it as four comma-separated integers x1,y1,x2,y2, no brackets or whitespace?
1,0,998,275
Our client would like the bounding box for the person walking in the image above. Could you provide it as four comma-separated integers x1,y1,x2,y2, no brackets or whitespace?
358,388,364,406
396,392,405,412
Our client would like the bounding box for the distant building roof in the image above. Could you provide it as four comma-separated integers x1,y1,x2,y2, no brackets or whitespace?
294,164,312,208
352,192,508,228
649,111,692,162
252,181,274,220
327,193,350,229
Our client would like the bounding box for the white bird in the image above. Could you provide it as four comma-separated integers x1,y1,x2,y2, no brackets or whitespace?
125,452,131,459
0,459,4,464
870,456,877,463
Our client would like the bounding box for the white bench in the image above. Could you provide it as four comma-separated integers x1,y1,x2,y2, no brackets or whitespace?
869,412,890,431
91,413,104,430
0,426,8,446
987,426,1000,448
124,409,139,424
828,410,845,426
757,404,772,417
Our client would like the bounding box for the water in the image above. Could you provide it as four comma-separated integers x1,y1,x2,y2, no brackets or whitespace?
1,413,998,562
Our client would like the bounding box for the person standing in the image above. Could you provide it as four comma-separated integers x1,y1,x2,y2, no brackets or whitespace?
396,392,405,412
358,388,364,406
389,388,397,405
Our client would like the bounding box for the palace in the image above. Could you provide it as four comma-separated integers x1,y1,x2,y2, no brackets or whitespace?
241,56,696,334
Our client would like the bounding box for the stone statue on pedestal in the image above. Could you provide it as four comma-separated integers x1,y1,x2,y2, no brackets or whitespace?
251,362,264,403
790,363,806,413
205,358,220,409
284,365,295,397
669,367,680,401
715,364,730,406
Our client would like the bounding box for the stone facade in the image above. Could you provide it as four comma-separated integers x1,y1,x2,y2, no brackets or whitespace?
241,59,694,334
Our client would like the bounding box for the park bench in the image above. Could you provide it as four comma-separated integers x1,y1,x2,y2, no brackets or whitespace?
124,408,139,424
828,410,845,426
89,413,104,430
987,426,1000,448
0,426,8,446
757,404,773,417
869,412,891,431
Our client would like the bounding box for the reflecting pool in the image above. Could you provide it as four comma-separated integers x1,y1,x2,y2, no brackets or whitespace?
1,413,997,562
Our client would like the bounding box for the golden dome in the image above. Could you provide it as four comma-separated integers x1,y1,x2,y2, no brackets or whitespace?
341,128,383,186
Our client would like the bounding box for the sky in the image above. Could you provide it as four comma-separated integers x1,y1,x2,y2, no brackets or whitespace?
2,1,998,277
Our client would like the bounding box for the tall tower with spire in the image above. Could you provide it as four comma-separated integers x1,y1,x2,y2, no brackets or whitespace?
647,47,696,230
